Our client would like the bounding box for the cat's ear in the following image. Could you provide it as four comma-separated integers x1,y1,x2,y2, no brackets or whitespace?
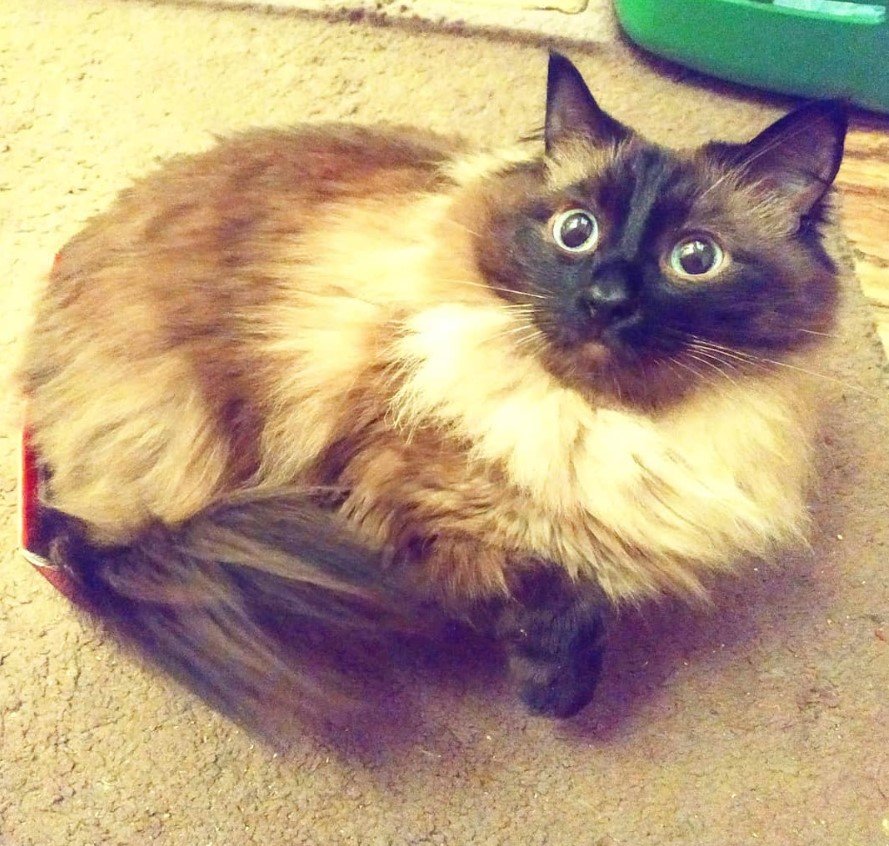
707,100,847,217
544,52,630,155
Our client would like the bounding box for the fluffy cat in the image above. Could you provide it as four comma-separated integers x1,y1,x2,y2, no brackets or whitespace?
18,53,847,729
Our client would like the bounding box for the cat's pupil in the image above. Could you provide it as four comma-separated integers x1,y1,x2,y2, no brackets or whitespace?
676,239,717,275
560,212,595,249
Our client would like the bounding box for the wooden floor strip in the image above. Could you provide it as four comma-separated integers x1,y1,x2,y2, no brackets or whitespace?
837,126,889,363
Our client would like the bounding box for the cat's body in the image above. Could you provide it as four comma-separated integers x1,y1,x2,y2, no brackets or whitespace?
19,55,847,727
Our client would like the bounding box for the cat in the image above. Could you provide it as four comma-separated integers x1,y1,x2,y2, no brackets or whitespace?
18,52,847,731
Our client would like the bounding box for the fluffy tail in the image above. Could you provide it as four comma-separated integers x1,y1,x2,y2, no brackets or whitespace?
46,489,428,733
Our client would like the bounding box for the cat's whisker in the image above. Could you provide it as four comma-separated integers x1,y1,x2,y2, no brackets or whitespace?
676,332,877,398
503,323,538,338
670,332,761,366
684,346,731,368
445,219,486,240
515,329,546,355
697,164,744,201
664,359,685,385
452,277,550,302
738,354,878,398
670,356,704,383
684,351,742,389
796,327,841,339
504,312,537,325
456,276,551,303
660,329,735,359
484,320,543,348
496,304,536,318
611,371,624,403
685,341,757,368
668,350,743,401
683,336,759,359
525,283,555,303
684,343,743,373
669,356,721,393
493,321,546,358
508,289,549,302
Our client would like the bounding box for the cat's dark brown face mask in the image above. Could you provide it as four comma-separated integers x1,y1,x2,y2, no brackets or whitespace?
475,53,847,403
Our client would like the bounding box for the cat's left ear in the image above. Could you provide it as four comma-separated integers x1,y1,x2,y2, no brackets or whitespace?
708,100,847,217
544,52,630,155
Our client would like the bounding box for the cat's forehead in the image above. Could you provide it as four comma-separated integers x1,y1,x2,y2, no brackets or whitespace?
540,137,778,236
546,137,701,201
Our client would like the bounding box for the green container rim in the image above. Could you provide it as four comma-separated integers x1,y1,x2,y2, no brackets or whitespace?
613,0,889,113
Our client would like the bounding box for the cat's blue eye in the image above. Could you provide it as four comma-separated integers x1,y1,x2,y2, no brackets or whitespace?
552,209,599,254
669,236,725,278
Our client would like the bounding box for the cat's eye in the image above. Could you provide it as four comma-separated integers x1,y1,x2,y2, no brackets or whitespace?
669,236,725,279
552,209,599,254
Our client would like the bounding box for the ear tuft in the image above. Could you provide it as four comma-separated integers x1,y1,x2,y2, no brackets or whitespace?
708,100,847,217
544,52,630,155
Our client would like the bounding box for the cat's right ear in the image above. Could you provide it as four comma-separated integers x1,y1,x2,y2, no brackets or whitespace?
545,52,630,156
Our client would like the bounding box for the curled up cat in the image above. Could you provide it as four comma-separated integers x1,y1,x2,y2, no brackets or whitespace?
18,53,847,731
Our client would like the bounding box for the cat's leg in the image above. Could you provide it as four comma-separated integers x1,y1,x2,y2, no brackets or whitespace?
336,442,608,716
408,537,608,718
481,566,608,719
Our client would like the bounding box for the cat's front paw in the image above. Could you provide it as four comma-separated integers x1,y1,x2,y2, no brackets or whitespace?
510,616,606,718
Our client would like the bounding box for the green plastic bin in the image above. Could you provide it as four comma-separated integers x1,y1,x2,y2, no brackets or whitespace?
613,0,889,113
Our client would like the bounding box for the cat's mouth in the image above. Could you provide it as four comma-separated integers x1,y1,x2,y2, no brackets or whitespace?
535,313,658,368
535,323,712,408
575,333,648,375
577,338,614,366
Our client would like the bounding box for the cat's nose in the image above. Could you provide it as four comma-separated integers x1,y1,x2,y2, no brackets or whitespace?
579,276,638,333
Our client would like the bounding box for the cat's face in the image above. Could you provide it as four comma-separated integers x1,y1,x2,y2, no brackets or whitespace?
473,54,847,404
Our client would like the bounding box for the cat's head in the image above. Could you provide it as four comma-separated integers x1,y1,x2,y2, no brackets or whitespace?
468,53,847,405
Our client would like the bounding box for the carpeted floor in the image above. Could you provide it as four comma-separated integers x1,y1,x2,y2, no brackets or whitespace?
193,0,619,43
1,2,888,845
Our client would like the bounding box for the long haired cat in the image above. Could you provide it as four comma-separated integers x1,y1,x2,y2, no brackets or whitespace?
18,53,847,730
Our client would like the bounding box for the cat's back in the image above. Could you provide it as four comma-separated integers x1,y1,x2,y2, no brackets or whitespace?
36,122,466,354
26,122,466,398
47,122,464,291
20,123,466,542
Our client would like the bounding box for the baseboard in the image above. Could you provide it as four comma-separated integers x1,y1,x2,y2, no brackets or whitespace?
189,0,620,45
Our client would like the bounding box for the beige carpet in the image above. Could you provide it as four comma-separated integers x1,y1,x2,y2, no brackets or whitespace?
2,2,888,844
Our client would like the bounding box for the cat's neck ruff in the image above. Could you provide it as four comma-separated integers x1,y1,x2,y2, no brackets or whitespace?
266,144,822,602
389,300,817,602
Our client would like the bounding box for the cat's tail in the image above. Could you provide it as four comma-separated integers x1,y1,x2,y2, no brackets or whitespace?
45,489,429,734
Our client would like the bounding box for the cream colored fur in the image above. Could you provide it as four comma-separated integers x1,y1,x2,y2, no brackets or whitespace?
23,139,824,604
390,299,815,601
260,147,819,602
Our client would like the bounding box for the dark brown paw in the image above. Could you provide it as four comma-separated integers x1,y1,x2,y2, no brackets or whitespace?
511,612,606,718
469,565,608,718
